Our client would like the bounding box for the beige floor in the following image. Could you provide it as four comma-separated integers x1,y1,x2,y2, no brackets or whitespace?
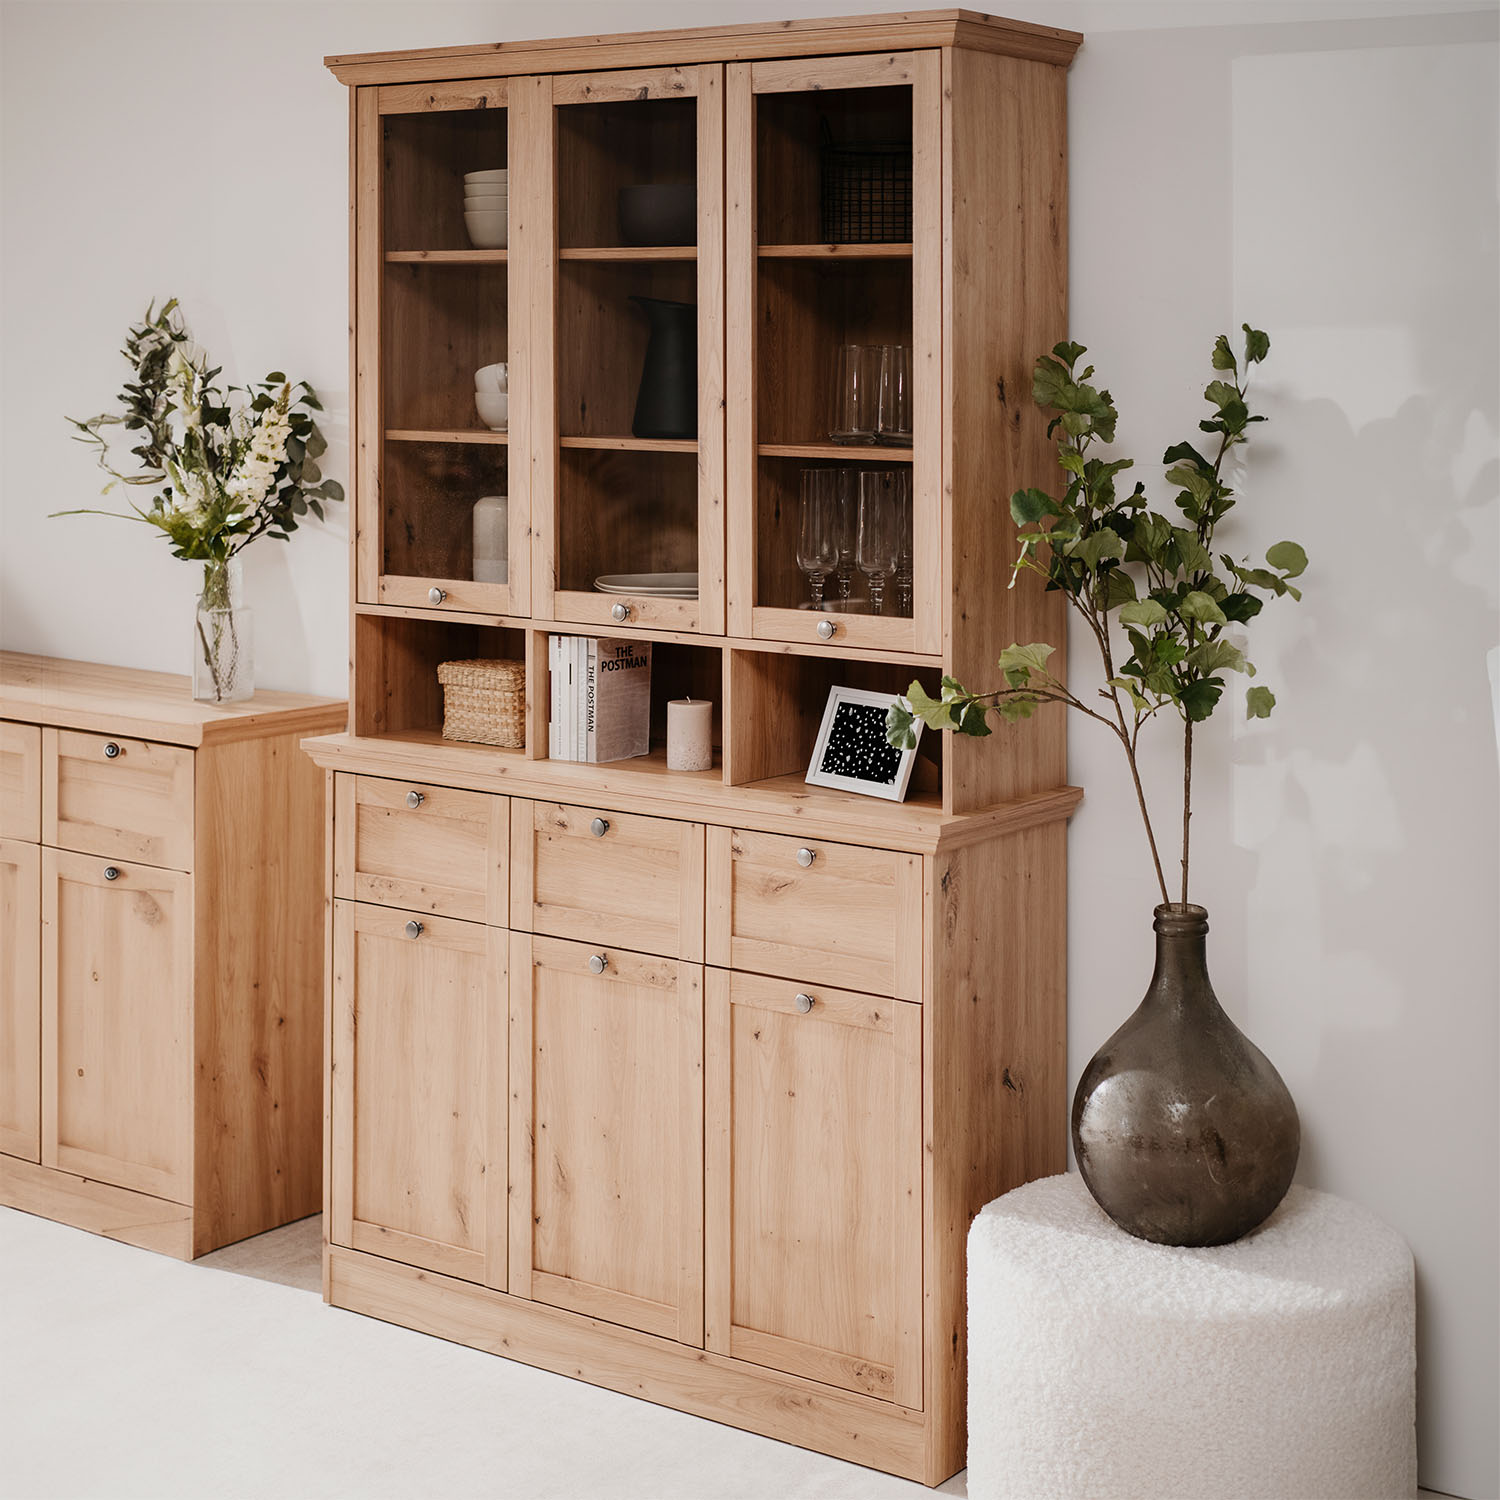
0,1207,963,1500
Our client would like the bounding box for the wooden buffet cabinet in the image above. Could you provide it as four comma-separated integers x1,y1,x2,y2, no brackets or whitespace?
309,10,1083,1484
0,654,345,1258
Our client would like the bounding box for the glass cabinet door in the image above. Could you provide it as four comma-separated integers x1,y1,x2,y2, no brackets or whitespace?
726,53,942,657
531,65,726,635
355,80,531,616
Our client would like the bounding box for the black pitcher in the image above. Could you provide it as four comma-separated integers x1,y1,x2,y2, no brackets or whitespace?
631,296,697,440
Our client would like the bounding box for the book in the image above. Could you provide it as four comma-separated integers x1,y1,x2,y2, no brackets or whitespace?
586,638,651,763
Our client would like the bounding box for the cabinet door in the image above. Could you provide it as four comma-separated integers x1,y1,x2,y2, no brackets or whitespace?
725,52,942,656
510,934,703,1344
331,901,506,1286
0,838,40,1160
1,721,41,841
530,64,726,635
41,848,193,1201
705,969,922,1408
356,78,532,616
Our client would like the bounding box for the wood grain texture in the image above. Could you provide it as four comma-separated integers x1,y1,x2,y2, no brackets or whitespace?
921,819,1068,1482
331,900,506,1288
0,721,40,841
191,728,328,1252
355,86,382,605
0,837,40,1161
41,848,194,1204
941,47,1069,814
379,78,510,115
328,1243,928,1477
0,1154,194,1259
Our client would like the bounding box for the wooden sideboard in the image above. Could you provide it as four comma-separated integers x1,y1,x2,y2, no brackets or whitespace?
310,9,1083,1484
0,653,346,1258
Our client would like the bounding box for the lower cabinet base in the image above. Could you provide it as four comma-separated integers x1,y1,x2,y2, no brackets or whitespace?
0,1154,194,1260
327,1244,943,1484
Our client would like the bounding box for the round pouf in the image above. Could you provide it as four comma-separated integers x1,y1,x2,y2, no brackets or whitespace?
967,1175,1416,1500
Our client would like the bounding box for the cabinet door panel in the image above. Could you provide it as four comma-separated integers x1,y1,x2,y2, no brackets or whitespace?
334,774,507,924
706,826,922,1001
331,901,506,1286
42,848,193,1201
1,722,41,841
510,933,703,1344
43,728,194,871
0,838,40,1160
705,969,922,1408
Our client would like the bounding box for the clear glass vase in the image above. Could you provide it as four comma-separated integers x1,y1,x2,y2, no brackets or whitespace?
194,557,254,703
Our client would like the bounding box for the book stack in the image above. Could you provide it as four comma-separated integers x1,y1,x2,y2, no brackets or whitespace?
549,636,652,763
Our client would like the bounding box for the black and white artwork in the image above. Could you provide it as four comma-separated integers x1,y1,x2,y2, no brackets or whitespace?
805,686,923,802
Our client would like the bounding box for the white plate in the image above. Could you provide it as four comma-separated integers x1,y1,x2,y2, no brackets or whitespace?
594,573,699,597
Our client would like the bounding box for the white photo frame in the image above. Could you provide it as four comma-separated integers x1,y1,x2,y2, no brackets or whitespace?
805,685,924,802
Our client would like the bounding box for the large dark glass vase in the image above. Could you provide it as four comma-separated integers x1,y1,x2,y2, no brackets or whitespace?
1072,903,1300,1246
630,296,697,440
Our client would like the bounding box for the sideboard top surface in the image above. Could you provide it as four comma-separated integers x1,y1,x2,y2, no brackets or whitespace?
0,652,347,747
324,9,1083,84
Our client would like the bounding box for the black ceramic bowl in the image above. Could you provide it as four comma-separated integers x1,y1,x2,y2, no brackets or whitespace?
618,183,697,247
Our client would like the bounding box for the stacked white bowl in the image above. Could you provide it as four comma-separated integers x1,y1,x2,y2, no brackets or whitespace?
475,361,508,431
465,169,508,248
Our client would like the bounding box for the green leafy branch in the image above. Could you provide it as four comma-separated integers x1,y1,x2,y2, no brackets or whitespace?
887,327,1306,908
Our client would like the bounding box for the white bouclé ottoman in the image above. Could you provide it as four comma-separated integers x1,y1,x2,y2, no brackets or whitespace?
967,1175,1416,1500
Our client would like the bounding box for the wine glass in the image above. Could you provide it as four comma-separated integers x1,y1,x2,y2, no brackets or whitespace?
893,469,914,615
876,345,913,446
797,469,839,607
833,467,858,602
856,470,901,615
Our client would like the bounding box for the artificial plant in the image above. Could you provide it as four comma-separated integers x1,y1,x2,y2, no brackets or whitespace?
887,326,1306,908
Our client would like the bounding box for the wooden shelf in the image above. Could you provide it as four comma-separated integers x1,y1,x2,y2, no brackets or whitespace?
558,435,697,453
758,243,912,259
757,442,913,461
385,249,508,263
386,428,508,445
559,246,697,261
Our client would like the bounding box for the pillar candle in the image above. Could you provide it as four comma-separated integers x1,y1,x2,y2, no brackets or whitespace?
667,698,714,772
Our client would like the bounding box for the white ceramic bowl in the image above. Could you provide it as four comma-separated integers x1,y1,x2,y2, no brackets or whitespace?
475,390,509,430
475,362,509,394
464,192,508,208
464,211,509,249
465,169,509,186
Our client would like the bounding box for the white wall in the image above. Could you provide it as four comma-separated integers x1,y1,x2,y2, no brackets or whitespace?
3,2,1496,1494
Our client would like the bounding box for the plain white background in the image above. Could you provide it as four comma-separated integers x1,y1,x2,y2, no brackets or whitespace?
2,2,1496,1496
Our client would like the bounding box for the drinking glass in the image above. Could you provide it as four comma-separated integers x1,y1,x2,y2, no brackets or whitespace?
856,470,901,615
876,345,913,446
830,345,881,444
797,469,839,607
893,469,914,615
833,467,858,602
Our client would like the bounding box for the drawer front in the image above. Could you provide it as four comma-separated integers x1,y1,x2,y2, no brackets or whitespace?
334,775,507,925
43,728,194,871
706,828,922,1002
512,800,704,961
1,722,41,842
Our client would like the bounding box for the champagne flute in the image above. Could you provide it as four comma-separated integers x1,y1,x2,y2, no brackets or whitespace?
856,470,900,615
893,469,914,616
797,469,839,607
833,467,858,602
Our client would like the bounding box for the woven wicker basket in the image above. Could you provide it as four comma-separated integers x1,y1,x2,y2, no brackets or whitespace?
437,658,526,748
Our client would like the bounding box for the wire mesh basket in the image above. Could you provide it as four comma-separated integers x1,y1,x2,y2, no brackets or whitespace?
819,122,913,244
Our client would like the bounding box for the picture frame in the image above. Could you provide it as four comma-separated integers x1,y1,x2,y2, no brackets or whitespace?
805,685,924,802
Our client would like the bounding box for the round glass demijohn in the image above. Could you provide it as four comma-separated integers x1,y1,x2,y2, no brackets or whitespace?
194,556,254,703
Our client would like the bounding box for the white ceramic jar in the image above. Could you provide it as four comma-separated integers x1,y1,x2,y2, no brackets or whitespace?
473,494,508,584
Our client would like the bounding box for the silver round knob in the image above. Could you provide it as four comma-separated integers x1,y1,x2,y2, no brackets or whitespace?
815,619,836,641
795,847,816,868
611,602,631,622
428,587,447,605
103,741,122,759
588,953,608,975
103,865,120,882
589,817,609,838
794,993,815,1014
405,920,424,939
405,790,425,809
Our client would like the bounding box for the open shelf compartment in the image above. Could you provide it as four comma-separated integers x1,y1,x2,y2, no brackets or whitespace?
383,106,508,255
